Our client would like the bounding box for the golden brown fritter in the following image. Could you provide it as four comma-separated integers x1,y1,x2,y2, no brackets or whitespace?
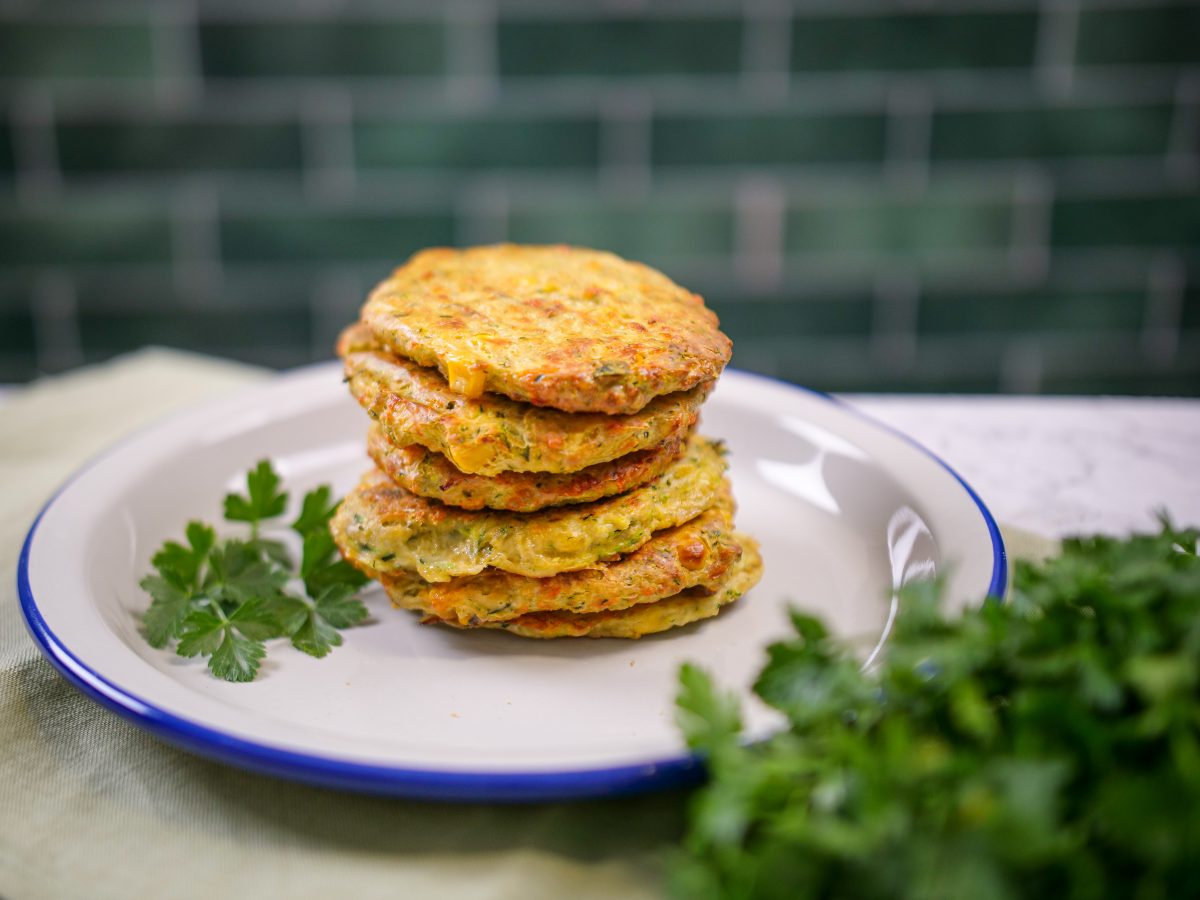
341,324,711,476
366,422,689,512
416,537,762,639
331,435,728,582
379,493,740,624
358,244,732,414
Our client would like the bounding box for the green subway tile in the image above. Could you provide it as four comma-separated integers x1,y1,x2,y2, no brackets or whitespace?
1077,5,1200,65
200,23,445,77
784,193,1012,257
654,113,885,167
0,309,34,353
0,201,171,265
791,13,1037,71
220,210,454,262
0,120,13,178
78,308,311,357
355,116,599,170
920,290,1145,335
932,104,1175,160
0,24,155,78
507,204,733,261
1181,283,1200,330
708,297,872,340
498,19,741,77
1052,195,1200,247
57,121,303,174
1040,372,1200,397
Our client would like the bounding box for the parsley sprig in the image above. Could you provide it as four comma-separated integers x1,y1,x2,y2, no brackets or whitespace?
140,460,368,682
674,519,1200,899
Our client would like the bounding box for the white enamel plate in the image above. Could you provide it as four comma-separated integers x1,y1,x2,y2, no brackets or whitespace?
19,366,1004,801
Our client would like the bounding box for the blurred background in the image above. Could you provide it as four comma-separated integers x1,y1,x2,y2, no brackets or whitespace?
0,0,1197,394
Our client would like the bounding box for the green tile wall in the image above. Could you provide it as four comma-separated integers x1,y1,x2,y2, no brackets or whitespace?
931,105,1176,160
220,210,456,264
78,308,312,359
1076,5,1200,65
199,23,446,78
790,13,1038,71
0,202,171,266
57,121,304,173
498,19,743,77
1052,195,1200,248
507,204,734,261
0,23,155,78
920,289,1147,334
1,2,1197,394
355,116,600,170
785,193,1013,258
0,122,13,182
710,296,873,339
654,113,886,166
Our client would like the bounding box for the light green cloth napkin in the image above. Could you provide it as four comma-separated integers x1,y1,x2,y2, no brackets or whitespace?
0,351,1056,900
0,351,679,900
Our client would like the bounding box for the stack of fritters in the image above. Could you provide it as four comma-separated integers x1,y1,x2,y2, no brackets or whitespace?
331,244,763,639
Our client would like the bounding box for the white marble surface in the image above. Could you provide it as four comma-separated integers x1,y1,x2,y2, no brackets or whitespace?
849,395,1200,538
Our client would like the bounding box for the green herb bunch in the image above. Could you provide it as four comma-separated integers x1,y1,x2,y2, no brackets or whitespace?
141,460,369,682
674,520,1200,899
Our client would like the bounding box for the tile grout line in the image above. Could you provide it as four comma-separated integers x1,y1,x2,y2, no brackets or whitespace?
12,67,1189,120
884,78,933,193
1034,0,1079,100
151,0,203,109
301,85,357,201
1141,251,1185,368
733,174,785,293
309,270,364,361
455,177,510,247
871,267,921,374
169,180,223,306
1166,69,1200,188
11,85,62,203
445,0,499,108
999,338,1045,393
740,0,792,102
30,270,84,374
1008,164,1055,286
0,0,1176,24
598,89,653,198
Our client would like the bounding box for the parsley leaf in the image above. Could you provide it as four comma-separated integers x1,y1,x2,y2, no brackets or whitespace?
208,630,267,683
150,520,214,591
140,575,195,648
292,486,368,598
271,583,369,659
140,460,370,683
205,540,289,607
223,459,288,534
677,663,742,758
673,520,1200,899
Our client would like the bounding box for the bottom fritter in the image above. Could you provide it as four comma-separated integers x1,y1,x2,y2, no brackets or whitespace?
383,537,762,640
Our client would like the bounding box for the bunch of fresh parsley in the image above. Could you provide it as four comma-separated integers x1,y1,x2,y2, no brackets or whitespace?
141,460,369,682
674,520,1200,899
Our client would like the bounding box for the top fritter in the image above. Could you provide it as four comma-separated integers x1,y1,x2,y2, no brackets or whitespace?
359,244,732,415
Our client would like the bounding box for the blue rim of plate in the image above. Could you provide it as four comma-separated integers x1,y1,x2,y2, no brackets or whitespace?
17,369,1007,803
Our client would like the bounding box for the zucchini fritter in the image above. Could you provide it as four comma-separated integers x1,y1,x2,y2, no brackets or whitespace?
366,422,689,512
331,435,728,582
341,324,710,476
359,244,732,415
422,538,762,639
379,493,739,623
